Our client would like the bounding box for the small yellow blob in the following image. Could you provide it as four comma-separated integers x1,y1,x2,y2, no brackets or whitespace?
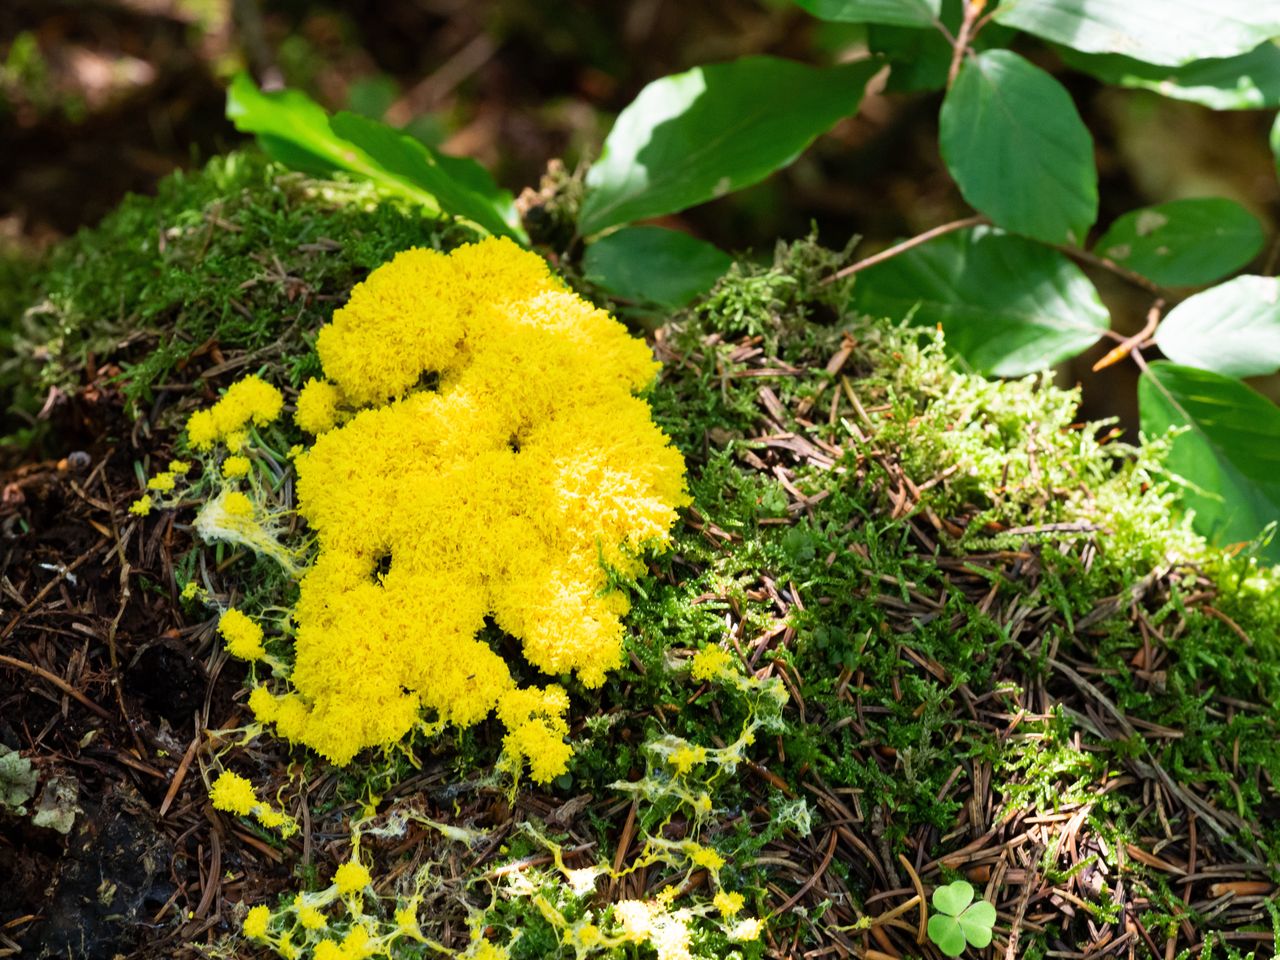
686,843,725,872
147,471,176,492
713,890,744,917
690,646,734,682
242,904,271,940
218,608,266,661
333,860,372,895
186,375,283,451
210,770,257,816
295,378,343,435
222,455,251,478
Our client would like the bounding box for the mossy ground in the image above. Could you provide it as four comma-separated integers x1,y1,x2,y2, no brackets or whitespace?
2,154,1279,960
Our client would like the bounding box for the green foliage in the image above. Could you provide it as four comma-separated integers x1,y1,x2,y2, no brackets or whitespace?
639,253,1280,949
1139,362,1280,559
578,56,878,235
1058,42,1280,110
1153,276,1280,377
226,73,524,241
1094,199,1265,287
784,0,1280,549
991,0,1280,67
792,0,939,27
583,225,732,307
850,226,1109,375
927,880,996,957
940,50,1098,246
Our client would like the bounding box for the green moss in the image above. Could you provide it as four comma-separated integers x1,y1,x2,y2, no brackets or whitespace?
621,237,1280,947
9,150,478,419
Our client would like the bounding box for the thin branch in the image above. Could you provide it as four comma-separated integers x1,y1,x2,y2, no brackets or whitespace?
930,12,958,46
1055,243,1165,295
947,0,987,89
822,215,987,286
1092,298,1163,372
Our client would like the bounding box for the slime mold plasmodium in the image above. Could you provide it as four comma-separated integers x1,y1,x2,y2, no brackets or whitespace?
229,236,688,780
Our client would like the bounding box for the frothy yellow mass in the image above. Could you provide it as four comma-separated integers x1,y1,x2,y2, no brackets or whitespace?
252,237,688,778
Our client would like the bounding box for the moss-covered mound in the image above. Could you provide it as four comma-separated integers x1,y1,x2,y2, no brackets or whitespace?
2,154,1279,960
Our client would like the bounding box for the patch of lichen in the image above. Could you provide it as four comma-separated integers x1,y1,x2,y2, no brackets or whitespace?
6,150,479,420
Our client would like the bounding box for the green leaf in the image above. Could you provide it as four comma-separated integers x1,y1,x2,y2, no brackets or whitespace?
583,226,732,307
957,899,997,949
940,50,1098,245
226,72,364,178
927,915,968,957
929,881,997,954
1057,42,1280,110
932,880,975,916
793,0,940,26
1273,112,1280,175
851,226,1109,376
869,0,1015,93
1094,199,1264,287
226,73,525,242
1140,362,1280,558
580,56,879,235
994,0,1280,68
329,112,523,241
1154,276,1280,377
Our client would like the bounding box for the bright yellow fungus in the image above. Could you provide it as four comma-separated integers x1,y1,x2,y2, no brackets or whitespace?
250,237,688,779
210,770,257,816
219,608,266,661
243,904,271,940
297,899,328,930
209,770,297,836
222,455,251,478
147,471,177,492
187,374,283,451
333,860,372,895
713,890,744,917
690,646,734,682
295,377,342,434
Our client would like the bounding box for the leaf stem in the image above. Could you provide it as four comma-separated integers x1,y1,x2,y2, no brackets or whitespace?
1053,243,1165,296
822,215,988,286
947,0,987,89
1092,299,1163,372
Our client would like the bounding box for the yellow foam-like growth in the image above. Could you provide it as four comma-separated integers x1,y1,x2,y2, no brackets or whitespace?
255,238,688,778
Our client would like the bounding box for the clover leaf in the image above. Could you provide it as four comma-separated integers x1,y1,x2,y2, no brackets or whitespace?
927,880,996,957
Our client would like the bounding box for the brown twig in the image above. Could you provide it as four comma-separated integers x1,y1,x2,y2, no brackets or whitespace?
773,830,838,915
0,653,112,720
1092,299,1164,372
947,0,987,88
1057,243,1165,295
823,215,987,286
159,728,202,818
